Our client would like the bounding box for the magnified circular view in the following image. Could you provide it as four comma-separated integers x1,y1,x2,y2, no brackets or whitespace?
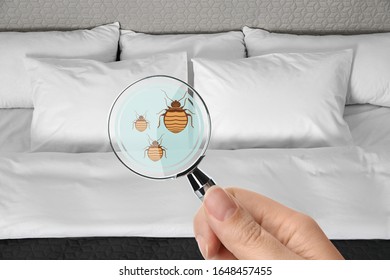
108,75,211,179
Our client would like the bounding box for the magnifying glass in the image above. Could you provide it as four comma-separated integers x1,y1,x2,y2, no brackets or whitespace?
108,75,215,200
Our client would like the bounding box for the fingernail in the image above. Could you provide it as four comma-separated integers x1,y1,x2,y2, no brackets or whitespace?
196,235,208,259
204,187,237,221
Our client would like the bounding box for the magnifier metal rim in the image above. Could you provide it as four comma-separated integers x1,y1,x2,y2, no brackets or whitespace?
108,75,211,180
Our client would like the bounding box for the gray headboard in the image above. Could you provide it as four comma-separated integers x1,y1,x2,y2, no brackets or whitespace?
1,0,389,34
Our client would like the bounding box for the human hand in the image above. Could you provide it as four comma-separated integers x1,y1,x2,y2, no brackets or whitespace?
193,186,344,260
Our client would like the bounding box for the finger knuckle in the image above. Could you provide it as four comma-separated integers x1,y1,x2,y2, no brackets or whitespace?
298,214,317,226
293,213,321,232
225,187,239,196
233,216,264,249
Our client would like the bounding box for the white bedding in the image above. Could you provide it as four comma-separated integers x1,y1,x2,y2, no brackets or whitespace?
1,105,390,153
0,105,390,240
0,146,390,240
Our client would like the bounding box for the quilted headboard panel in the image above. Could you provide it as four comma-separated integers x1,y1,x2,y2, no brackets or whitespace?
1,0,389,34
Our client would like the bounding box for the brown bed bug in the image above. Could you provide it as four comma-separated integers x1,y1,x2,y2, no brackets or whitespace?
144,135,167,162
157,90,194,134
133,112,149,132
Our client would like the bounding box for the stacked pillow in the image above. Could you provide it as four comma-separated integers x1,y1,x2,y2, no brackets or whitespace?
18,28,245,152
192,27,390,149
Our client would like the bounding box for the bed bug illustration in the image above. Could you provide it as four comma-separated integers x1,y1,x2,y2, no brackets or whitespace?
157,90,194,134
144,135,167,162
132,112,149,132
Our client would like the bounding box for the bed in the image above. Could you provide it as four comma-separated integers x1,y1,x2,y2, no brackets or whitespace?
1,0,390,260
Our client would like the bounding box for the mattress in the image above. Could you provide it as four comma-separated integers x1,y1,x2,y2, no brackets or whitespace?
1,105,390,259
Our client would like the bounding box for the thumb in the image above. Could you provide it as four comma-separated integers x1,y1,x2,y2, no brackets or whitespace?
203,187,301,260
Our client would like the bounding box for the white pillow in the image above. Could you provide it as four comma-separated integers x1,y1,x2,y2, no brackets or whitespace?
0,22,120,108
119,30,245,85
193,50,354,149
243,26,390,107
25,52,188,152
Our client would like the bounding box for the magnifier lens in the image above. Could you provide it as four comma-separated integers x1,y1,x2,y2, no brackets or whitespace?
108,75,211,180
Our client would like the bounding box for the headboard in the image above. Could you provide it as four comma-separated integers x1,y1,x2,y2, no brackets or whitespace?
1,0,389,34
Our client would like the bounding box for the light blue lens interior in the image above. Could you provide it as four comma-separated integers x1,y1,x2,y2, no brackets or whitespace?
110,76,209,179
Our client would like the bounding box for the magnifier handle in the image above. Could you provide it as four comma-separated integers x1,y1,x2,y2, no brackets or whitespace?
187,168,215,201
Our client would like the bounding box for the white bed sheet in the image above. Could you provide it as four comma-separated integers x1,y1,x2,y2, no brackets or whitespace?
0,145,389,240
